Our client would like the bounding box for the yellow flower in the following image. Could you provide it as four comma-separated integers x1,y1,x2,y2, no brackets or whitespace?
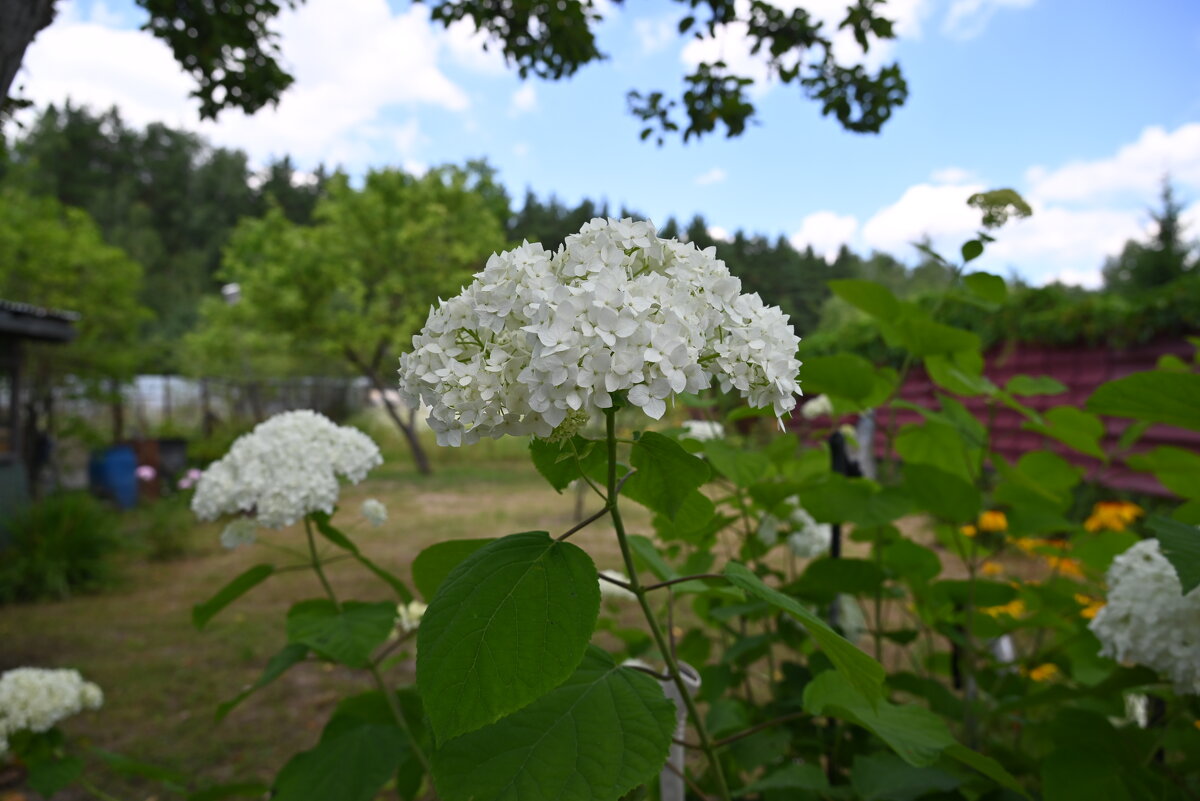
960,524,978,538
1074,593,1105,619
980,561,1004,577
978,510,1008,533
1028,663,1060,682
983,599,1026,619
1044,556,1085,579
1084,501,1143,533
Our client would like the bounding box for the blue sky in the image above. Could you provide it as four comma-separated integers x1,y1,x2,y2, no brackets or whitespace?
15,0,1200,286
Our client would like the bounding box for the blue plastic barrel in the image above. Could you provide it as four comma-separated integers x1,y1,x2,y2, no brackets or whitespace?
88,445,137,509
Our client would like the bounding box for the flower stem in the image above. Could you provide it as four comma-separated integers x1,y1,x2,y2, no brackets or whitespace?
304,516,340,609
603,408,732,801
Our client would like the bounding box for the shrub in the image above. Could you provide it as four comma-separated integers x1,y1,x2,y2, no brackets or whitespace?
0,492,121,603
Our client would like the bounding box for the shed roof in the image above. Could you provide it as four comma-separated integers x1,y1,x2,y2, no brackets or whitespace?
0,299,79,343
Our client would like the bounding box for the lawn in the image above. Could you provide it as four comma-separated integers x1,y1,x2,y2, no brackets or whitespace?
0,444,655,799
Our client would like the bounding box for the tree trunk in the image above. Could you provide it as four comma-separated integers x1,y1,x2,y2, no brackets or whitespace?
344,346,432,475
0,0,57,104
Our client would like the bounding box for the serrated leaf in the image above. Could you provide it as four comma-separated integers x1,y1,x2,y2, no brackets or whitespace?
800,353,879,403
412,538,496,601
286,600,396,669
1024,406,1107,460
902,463,981,523
724,562,884,702
26,755,84,796
1126,447,1200,499
792,558,885,603
961,240,985,264
417,531,600,742
803,474,913,527
623,432,710,519
1005,374,1067,397
1147,515,1200,594
1087,371,1200,431
704,439,770,487
431,646,675,801
829,280,900,318
188,782,271,801
193,564,275,630
530,436,605,493
851,752,960,801
963,271,1005,301
890,317,980,358
735,762,830,796
216,642,309,721
628,533,676,581
274,714,406,801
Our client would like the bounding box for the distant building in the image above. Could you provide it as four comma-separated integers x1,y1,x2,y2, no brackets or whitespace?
0,299,78,528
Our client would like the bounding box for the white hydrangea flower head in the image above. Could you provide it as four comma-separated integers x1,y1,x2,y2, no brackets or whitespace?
682,419,725,442
786,503,832,559
192,410,382,529
1089,538,1200,695
397,600,428,633
398,218,802,446
361,498,388,527
0,668,103,753
220,518,258,550
801,394,833,420
599,569,637,601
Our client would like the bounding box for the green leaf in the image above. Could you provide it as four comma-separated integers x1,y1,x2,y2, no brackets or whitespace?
963,271,1005,301
1023,406,1107,460
89,747,189,786
704,439,770,487
412,538,496,601
960,240,985,265
26,755,84,796
800,353,879,403
216,642,309,721
286,600,396,669
736,762,830,796
431,646,675,801
881,540,941,585
724,562,884,703
623,432,711,519
829,279,900,318
193,563,275,630
311,512,413,602
1147,515,1200,594
188,782,271,801
792,558,885,603
1005,374,1067,397
925,351,994,397
803,474,912,528
803,671,951,766
417,531,600,742
274,710,406,801
895,422,980,484
851,752,960,801
889,317,980,358
943,744,1029,799
1087,371,1200,431
628,534,676,581
902,463,981,523
932,580,1018,608
529,436,605,493
1127,447,1200,499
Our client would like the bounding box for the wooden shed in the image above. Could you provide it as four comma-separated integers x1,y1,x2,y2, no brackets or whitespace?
0,299,78,524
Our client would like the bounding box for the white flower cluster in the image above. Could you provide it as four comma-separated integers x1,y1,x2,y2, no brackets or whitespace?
599,569,637,601
1089,539,1200,695
757,497,832,559
220,518,258,550
398,218,802,446
681,419,725,442
361,498,388,527
396,600,428,634
192,410,382,529
0,668,103,753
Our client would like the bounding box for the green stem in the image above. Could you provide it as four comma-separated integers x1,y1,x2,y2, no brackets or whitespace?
305,517,340,609
604,409,732,801
305,516,434,784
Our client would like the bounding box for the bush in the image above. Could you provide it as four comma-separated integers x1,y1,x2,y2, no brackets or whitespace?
0,492,121,603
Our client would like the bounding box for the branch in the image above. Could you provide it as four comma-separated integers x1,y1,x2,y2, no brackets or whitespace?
713,711,809,748
557,506,608,541
643,574,727,592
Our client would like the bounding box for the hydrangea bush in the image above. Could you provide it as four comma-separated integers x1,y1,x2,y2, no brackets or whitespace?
185,211,1200,801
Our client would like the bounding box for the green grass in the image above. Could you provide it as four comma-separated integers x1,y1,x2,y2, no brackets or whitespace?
0,451,649,798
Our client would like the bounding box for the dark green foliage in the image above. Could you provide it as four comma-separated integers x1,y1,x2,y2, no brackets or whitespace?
0,491,120,603
1103,180,1197,291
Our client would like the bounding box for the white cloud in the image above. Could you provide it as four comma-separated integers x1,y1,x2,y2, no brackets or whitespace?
634,16,677,55
510,84,538,115
789,211,859,263
861,181,986,256
942,0,1037,41
1044,267,1103,289
1026,123,1200,205
708,225,732,242
930,166,975,184
20,0,475,170
694,167,727,186
444,18,507,74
